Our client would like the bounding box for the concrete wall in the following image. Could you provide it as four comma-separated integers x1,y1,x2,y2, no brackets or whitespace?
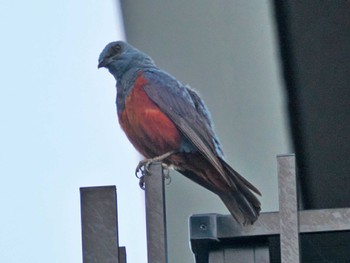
119,1,291,262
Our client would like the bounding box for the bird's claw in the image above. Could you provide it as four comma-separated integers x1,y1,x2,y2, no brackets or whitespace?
139,175,146,189
135,159,151,179
136,161,172,190
135,159,153,189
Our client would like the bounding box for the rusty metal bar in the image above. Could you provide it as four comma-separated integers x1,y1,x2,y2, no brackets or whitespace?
277,154,300,263
145,162,168,263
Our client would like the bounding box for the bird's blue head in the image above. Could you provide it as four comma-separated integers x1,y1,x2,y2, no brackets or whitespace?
98,41,155,80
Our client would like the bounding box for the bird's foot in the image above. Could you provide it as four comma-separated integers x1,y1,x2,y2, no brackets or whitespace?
136,151,176,189
135,159,152,181
138,163,171,189
135,150,176,179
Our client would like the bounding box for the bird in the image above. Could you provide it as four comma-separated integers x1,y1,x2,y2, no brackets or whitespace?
98,41,261,225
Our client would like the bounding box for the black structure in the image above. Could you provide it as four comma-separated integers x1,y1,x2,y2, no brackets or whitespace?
268,2,350,261
273,0,350,210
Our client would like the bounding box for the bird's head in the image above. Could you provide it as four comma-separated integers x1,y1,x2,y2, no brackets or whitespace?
98,41,155,80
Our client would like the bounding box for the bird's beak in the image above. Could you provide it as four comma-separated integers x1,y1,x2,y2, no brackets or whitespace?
98,58,109,69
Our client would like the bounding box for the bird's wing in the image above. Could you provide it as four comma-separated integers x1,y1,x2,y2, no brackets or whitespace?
186,86,225,158
142,70,228,180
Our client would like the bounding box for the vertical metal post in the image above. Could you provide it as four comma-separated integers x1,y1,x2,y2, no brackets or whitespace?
277,154,300,263
119,247,127,263
145,162,168,263
80,186,120,263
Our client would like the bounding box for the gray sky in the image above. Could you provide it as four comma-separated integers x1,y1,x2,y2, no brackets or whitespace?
0,1,146,262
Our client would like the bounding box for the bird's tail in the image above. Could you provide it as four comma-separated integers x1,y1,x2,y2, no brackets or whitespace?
219,159,261,225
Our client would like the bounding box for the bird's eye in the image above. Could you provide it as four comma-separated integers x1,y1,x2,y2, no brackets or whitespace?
112,44,122,54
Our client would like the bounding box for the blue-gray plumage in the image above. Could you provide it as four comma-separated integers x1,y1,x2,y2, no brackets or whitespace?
98,41,261,225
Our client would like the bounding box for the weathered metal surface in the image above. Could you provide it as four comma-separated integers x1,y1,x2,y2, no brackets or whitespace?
80,186,120,263
145,162,168,263
191,208,350,241
277,154,300,263
300,208,350,233
207,246,269,263
119,247,127,263
254,246,270,263
190,212,280,240
190,154,350,262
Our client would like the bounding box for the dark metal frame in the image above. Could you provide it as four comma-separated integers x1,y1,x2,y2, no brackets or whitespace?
189,155,350,262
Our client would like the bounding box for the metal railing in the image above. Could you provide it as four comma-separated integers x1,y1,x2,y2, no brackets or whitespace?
79,154,350,262
189,154,350,262
80,163,167,263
